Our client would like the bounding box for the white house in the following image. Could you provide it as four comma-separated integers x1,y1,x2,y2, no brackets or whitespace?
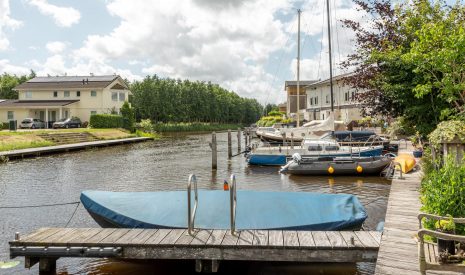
0,75,131,126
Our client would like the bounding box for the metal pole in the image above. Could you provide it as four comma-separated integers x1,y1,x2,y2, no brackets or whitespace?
326,0,334,112
237,128,241,153
297,9,302,127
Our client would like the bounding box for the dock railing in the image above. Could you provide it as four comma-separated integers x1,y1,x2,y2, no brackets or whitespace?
230,174,237,235
187,174,198,236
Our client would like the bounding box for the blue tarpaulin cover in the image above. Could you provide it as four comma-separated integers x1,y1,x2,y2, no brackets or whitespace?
81,190,367,230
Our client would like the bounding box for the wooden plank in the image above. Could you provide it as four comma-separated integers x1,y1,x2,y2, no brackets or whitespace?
41,228,78,244
58,228,91,244
221,230,239,246
20,228,62,244
145,229,171,245
191,230,212,245
175,230,194,245
252,230,268,246
237,230,254,246
355,231,379,248
159,229,184,245
368,231,382,245
340,231,364,248
113,229,145,245
83,228,116,244
325,231,347,248
268,230,283,247
297,231,315,248
17,228,50,242
312,231,331,248
283,231,299,247
67,228,102,245
130,229,158,244
99,229,131,244
206,230,226,246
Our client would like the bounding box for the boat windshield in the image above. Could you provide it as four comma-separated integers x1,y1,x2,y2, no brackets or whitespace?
308,145,323,151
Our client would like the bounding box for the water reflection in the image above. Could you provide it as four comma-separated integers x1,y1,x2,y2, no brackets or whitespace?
0,132,390,274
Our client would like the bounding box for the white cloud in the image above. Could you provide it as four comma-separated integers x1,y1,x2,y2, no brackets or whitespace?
0,59,30,75
45,41,68,54
28,0,80,27
0,0,23,51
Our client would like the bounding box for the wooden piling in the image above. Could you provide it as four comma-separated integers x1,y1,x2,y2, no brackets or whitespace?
291,132,294,149
282,132,287,147
237,128,241,153
228,130,232,159
212,132,217,170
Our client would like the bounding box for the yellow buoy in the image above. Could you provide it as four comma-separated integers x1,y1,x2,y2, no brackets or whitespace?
328,166,334,174
356,165,363,173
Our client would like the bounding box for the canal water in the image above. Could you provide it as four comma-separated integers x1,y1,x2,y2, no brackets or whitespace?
0,132,390,274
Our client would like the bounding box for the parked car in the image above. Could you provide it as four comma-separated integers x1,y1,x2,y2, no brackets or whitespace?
52,117,82,129
19,118,46,129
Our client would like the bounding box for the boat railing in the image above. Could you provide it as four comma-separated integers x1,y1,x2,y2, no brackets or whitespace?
230,174,237,235
187,174,199,236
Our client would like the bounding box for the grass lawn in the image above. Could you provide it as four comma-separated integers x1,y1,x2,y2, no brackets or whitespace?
0,128,155,151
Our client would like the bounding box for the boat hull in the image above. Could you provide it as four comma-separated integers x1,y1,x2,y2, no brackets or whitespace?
81,190,367,231
284,156,392,176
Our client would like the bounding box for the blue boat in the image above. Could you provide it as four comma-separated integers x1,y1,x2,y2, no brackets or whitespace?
81,190,367,231
247,139,384,166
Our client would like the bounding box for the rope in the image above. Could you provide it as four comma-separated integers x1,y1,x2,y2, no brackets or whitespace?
0,201,80,209
65,202,81,228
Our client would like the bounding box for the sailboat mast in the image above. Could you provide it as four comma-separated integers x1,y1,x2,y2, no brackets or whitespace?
296,9,301,127
326,0,334,112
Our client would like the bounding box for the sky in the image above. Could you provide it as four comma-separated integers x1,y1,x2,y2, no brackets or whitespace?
0,0,367,104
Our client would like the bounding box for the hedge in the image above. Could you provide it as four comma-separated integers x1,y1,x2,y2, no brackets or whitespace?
89,114,123,128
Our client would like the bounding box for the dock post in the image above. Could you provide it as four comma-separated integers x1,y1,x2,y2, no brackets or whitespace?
282,132,287,147
237,128,241,153
39,257,57,275
212,132,217,170
291,132,294,149
228,130,232,159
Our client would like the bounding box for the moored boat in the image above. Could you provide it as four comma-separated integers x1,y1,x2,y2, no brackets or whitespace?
279,154,392,175
81,189,367,231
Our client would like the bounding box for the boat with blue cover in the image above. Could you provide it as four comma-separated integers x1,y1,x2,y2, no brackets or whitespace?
246,139,383,166
81,187,367,231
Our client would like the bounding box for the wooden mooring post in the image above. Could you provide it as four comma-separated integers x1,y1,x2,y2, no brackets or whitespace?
227,130,232,159
291,132,294,149
237,128,241,153
211,132,217,170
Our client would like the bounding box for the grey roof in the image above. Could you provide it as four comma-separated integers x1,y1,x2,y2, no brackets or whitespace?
15,75,127,90
0,100,80,107
285,80,318,89
305,72,353,88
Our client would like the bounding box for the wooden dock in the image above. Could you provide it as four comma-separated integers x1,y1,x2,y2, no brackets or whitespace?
10,228,381,273
0,137,152,160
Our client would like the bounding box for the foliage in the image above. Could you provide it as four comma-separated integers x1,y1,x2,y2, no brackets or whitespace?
1,123,8,130
435,215,456,233
135,130,159,138
428,120,465,149
151,122,243,132
256,115,284,127
120,101,135,132
89,114,123,128
341,0,464,136
421,156,465,234
386,117,416,138
130,75,263,124
137,119,155,133
0,140,54,152
263,104,278,116
0,71,35,99
267,110,285,116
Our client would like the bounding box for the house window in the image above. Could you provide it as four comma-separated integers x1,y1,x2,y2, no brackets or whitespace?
53,91,58,97
315,97,318,105
351,91,356,101
325,95,329,104
64,110,69,118
119,92,125,101
111,92,118,101
76,91,80,97
7,111,14,120
344,92,349,102
64,91,70,97
90,111,97,116
25,91,32,98
310,98,313,105
91,90,97,97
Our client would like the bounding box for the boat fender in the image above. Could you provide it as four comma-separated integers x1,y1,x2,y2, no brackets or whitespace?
223,180,229,191
292,153,302,163
356,165,363,173
328,166,334,174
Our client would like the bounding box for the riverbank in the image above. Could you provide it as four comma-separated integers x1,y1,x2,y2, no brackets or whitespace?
0,128,158,152
151,122,243,132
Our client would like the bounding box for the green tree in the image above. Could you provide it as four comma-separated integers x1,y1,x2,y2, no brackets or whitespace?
120,101,135,132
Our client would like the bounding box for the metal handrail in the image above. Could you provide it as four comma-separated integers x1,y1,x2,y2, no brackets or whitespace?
230,174,237,235
187,174,198,236
392,161,403,179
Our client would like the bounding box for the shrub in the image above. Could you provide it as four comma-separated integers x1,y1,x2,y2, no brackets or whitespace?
421,155,465,234
120,101,135,132
428,120,465,149
1,123,8,130
89,114,123,128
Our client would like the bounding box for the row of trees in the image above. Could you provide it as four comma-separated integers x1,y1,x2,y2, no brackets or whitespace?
130,75,263,124
342,0,465,136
